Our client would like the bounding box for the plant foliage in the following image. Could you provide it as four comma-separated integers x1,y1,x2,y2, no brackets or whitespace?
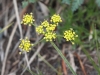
22,0,36,8
62,0,84,12
96,0,100,7
71,0,84,12
62,0,70,5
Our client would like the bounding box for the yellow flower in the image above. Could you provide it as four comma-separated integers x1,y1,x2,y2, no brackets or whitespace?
21,13,35,26
46,24,56,32
63,28,78,44
41,20,49,27
44,32,56,41
19,37,33,53
36,25,45,34
50,14,62,23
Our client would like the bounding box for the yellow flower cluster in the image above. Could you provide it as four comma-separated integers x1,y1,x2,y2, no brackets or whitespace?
36,25,44,34
46,24,56,32
36,14,62,41
41,20,49,27
21,13,35,26
19,37,33,53
18,13,78,54
50,14,62,23
44,32,56,41
63,28,78,44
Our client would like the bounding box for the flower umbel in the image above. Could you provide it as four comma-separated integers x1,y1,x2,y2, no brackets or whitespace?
41,20,49,27
63,28,78,44
36,25,45,34
36,20,57,41
21,13,35,26
36,14,62,41
50,14,62,23
44,32,56,41
19,37,33,53
46,24,56,32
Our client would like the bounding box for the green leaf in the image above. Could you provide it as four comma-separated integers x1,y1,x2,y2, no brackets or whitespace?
71,0,84,12
22,1,28,8
62,0,70,5
29,0,36,3
96,0,100,7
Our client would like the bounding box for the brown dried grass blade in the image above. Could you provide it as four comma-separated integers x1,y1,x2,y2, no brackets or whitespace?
74,52,87,75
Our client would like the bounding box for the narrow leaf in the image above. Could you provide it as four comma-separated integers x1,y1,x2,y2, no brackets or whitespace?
0,23,13,34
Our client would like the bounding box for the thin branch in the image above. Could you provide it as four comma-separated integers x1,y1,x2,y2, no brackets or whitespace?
13,0,23,38
1,23,18,75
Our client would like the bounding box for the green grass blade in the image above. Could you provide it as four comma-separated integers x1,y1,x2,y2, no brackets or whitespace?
50,41,77,75
82,48,100,75
38,54,61,74
0,22,13,34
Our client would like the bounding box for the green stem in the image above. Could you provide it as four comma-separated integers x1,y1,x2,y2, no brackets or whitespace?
21,65,35,75
38,54,61,74
32,23,37,27
50,41,77,75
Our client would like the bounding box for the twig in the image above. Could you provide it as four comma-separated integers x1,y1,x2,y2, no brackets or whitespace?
13,0,23,38
1,23,18,75
29,43,44,64
13,0,31,73
1,1,29,75
21,43,44,75
61,44,67,75
74,52,87,75
69,51,77,72
25,52,30,69
0,40,5,62
24,26,31,70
